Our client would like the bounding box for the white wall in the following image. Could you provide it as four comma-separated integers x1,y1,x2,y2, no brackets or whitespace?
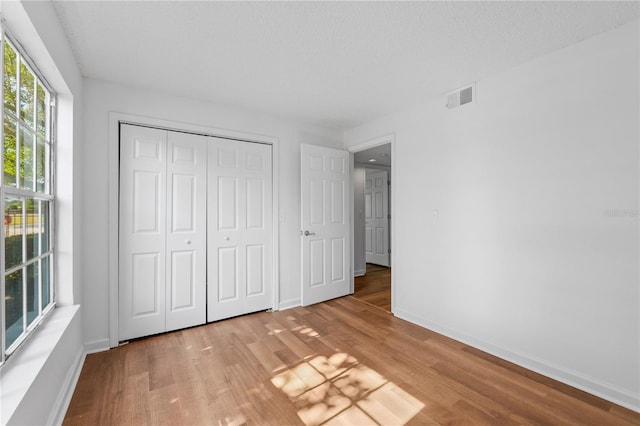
0,1,84,424
81,79,343,349
344,20,639,410
353,166,366,276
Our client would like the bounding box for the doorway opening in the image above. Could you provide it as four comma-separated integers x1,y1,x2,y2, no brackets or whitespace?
351,141,392,312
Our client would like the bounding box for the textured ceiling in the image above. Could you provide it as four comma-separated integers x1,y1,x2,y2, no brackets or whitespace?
52,1,639,130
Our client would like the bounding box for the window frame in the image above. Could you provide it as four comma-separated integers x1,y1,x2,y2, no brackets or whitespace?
0,26,56,365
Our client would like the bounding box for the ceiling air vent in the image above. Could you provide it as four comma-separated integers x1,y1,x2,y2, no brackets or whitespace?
446,83,475,109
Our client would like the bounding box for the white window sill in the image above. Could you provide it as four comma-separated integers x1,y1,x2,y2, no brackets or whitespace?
0,305,80,425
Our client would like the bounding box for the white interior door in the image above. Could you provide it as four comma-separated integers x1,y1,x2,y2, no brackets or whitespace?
119,125,206,341
165,131,207,331
208,138,273,322
301,144,351,306
365,170,390,267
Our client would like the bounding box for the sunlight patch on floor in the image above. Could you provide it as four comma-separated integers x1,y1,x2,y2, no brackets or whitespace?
216,414,247,426
271,352,424,425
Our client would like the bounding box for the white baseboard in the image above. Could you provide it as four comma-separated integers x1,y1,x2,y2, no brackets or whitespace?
277,298,301,311
354,269,365,277
394,308,640,413
48,347,86,426
84,338,111,354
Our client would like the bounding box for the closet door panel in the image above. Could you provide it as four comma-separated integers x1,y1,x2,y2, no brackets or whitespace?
131,253,161,316
242,142,273,313
246,244,265,296
165,131,207,332
208,139,272,322
217,177,239,230
119,125,167,340
169,250,195,310
218,247,239,300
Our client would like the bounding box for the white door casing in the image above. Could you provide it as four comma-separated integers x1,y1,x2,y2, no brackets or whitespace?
207,138,273,322
301,144,351,306
365,170,390,267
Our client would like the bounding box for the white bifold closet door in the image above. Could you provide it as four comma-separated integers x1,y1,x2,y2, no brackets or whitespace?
207,138,273,322
119,125,207,341
119,125,273,341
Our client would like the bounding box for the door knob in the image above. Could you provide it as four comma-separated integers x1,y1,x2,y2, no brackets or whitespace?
303,230,316,236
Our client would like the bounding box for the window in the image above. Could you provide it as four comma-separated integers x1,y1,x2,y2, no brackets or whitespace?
1,29,55,364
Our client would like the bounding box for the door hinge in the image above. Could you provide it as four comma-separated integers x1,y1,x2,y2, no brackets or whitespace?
388,249,391,254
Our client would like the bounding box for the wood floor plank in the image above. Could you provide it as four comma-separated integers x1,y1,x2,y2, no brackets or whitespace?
64,297,640,426
247,339,288,375
354,264,392,312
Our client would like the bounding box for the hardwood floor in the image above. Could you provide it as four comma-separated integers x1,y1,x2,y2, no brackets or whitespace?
353,264,391,312
64,296,639,425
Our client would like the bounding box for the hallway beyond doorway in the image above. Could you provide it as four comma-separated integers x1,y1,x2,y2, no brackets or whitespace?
353,263,391,312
